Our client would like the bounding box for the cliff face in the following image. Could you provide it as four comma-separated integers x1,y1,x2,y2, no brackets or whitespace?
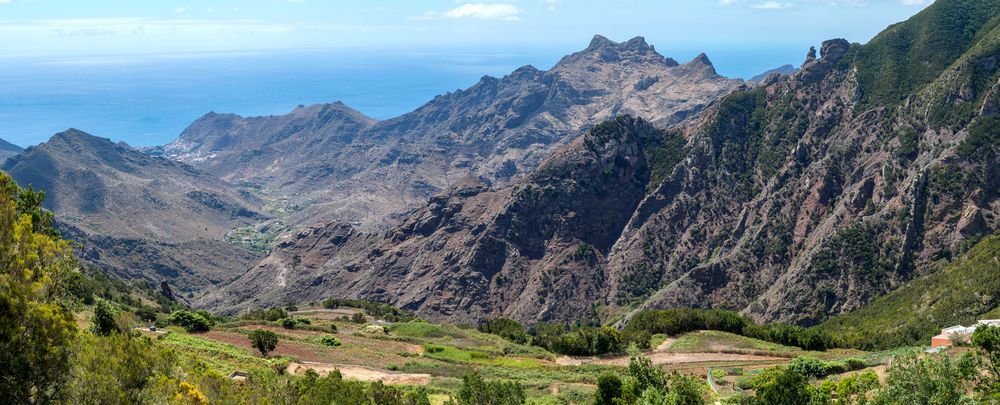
203,1,1000,325
162,36,741,232
199,117,668,321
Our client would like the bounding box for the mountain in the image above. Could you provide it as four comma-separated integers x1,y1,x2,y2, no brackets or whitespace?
203,0,1000,326
0,137,22,164
2,129,265,292
817,231,1000,349
161,36,742,232
749,64,798,83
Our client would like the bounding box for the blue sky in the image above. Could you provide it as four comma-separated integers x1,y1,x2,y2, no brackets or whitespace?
0,0,932,57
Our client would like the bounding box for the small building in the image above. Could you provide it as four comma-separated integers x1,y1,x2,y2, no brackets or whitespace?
228,371,250,382
931,323,991,348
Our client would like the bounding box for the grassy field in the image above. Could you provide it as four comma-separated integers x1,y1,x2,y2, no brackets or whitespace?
145,304,881,403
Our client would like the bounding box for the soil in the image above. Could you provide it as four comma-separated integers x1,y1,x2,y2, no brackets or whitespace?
286,361,431,385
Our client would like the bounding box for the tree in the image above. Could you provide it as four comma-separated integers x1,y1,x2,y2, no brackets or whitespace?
751,367,811,405
971,325,1000,399
595,374,623,405
871,352,977,404
91,298,119,336
169,310,213,332
448,372,525,405
0,173,78,403
249,329,278,358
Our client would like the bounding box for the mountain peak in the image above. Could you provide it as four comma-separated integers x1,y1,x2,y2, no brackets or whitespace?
689,53,713,66
588,34,616,49
562,35,677,68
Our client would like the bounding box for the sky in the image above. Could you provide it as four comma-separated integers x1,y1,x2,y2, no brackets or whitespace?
0,0,935,147
0,0,933,58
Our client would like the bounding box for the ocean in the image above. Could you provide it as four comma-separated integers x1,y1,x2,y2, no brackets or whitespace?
0,45,805,148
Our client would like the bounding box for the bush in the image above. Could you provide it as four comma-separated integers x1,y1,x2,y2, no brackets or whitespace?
351,313,366,324
90,299,120,336
449,372,525,405
279,318,297,329
241,307,287,322
529,324,624,356
329,323,338,333
169,310,213,332
320,335,341,347
248,329,279,358
625,308,838,351
321,298,415,322
478,318,529,345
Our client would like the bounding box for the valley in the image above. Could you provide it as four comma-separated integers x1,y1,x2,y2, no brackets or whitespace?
3,0,1000,403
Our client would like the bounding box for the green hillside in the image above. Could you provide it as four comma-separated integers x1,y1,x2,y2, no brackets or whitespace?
853,0,1000,112
818,231,1000,349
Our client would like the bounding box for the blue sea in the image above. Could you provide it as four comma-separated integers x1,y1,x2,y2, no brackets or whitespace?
0,45,805,148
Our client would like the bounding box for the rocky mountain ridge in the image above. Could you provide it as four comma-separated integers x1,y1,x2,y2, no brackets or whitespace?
203,0,1000,326
160,35,742,232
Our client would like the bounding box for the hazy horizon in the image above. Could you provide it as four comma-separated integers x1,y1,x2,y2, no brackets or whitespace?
0,0,935,147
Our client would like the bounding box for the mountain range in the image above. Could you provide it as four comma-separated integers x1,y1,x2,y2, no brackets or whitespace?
153,36,741,232
202,0,1000,327
5,0,999,330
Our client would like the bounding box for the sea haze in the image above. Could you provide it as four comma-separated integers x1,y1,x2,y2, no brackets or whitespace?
0,45,805,148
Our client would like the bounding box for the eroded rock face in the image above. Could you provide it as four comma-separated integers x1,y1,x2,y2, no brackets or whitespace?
205,4,1000,326
199,117,665,322
162,36,742,232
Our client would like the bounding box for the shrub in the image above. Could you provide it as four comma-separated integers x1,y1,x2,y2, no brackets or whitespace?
329,323,338,333
248,329,279,358
450,372,526,405
169,310,213,332
279,318,297,329
319,335,341,347
241,307,287,322
478,318,529,345
351,313,366,324
90,299,120,336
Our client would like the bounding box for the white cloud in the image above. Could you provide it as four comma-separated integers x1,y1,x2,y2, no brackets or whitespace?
411,3,523,21
540,0,560,11
750,1,793,9
174,7,187,14
0,0,11,4
719,0,737,5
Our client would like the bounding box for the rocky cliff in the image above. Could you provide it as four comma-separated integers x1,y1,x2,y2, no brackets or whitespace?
204,0,1000,325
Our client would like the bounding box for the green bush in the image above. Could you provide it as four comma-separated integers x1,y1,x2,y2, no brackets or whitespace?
169,310,214,332
448,372,525,405
279,318,297,329
248,329,279,358
478,318,529,345
319,335,341,347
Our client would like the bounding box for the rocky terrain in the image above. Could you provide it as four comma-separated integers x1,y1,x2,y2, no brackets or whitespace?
3,129,264,292
203,0,1000,326
159,36,742,231
0,137,22,164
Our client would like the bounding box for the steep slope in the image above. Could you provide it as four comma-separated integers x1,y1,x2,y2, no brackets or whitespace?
605,0,1000,326
817,231,1000,349
163,36,741,231
0,137,22,164
3,129,264,292
205,0,1000,326
200,116,678,321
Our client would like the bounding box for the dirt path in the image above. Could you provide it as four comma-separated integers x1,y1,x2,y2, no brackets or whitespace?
655,338,675,352
287,361,431,385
